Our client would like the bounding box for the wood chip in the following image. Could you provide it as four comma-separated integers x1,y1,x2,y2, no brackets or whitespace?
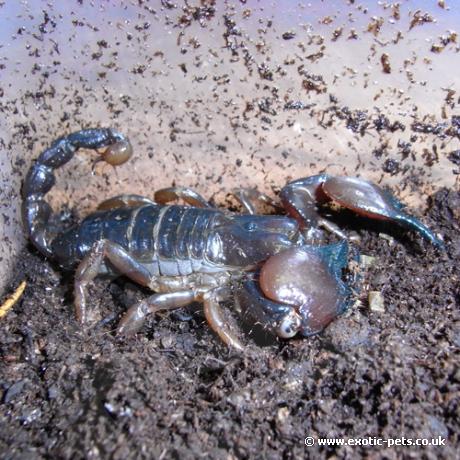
368,291,385,312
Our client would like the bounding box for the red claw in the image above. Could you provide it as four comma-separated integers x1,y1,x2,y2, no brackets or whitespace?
322,176,396,221
259,246,347,335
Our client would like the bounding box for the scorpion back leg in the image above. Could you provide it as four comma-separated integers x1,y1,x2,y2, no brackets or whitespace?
154,187,212,208
74,239,153,324
97,194,156,211
233,188,279,214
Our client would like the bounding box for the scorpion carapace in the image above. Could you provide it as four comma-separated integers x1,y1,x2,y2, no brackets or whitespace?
22,128,443,351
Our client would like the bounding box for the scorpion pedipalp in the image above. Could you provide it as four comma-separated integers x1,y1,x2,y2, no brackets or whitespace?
259,242,350,337
280,175,444,247
235,242,350,339
276,310,302,339
321,176,444,247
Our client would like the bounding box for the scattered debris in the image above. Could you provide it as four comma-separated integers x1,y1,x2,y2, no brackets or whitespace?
409,10,435,30
368,291,385,312
379,233,395,245
282,31,296,40
359,255,377,268
381,53,391,73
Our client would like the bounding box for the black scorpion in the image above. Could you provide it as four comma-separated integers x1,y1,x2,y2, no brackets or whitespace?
22,128,443,350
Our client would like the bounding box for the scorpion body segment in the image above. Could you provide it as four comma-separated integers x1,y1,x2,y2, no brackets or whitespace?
22,128,443,351
53,203,299,276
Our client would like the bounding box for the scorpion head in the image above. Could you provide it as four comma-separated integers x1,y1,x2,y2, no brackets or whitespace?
237,242,350,340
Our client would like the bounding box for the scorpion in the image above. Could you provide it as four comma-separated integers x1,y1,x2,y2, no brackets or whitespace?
22,128,443,351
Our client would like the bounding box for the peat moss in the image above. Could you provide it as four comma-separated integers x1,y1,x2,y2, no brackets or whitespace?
0,189,459,459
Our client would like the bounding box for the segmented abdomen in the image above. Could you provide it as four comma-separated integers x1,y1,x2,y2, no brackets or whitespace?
52,204,222,275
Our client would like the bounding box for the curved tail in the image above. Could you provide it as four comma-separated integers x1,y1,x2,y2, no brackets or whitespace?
22,128,132,257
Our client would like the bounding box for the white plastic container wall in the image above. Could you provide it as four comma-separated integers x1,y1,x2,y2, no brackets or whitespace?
1,1,459,294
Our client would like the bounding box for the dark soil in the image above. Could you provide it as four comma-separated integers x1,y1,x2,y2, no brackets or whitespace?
0,189,459,459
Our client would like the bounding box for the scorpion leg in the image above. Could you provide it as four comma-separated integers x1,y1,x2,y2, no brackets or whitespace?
119,288,245,351
74,239,153,324
97,194,156,211
203,290,245,352
233,188,279,214
117,291,197,336
154,187,212,208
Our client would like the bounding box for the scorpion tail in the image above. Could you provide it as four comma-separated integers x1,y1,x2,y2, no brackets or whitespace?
22,128,132,257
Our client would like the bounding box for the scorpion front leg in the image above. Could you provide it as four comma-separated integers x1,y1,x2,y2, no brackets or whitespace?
97,194,156,211
202,289,244,351
119,287,244,351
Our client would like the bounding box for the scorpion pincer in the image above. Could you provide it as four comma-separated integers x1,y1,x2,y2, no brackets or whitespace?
22,128,443,351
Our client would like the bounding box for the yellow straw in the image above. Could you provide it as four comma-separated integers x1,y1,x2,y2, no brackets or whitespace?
0,281,27,318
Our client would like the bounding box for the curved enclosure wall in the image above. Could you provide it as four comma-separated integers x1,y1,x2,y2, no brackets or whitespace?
1,1,459,294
